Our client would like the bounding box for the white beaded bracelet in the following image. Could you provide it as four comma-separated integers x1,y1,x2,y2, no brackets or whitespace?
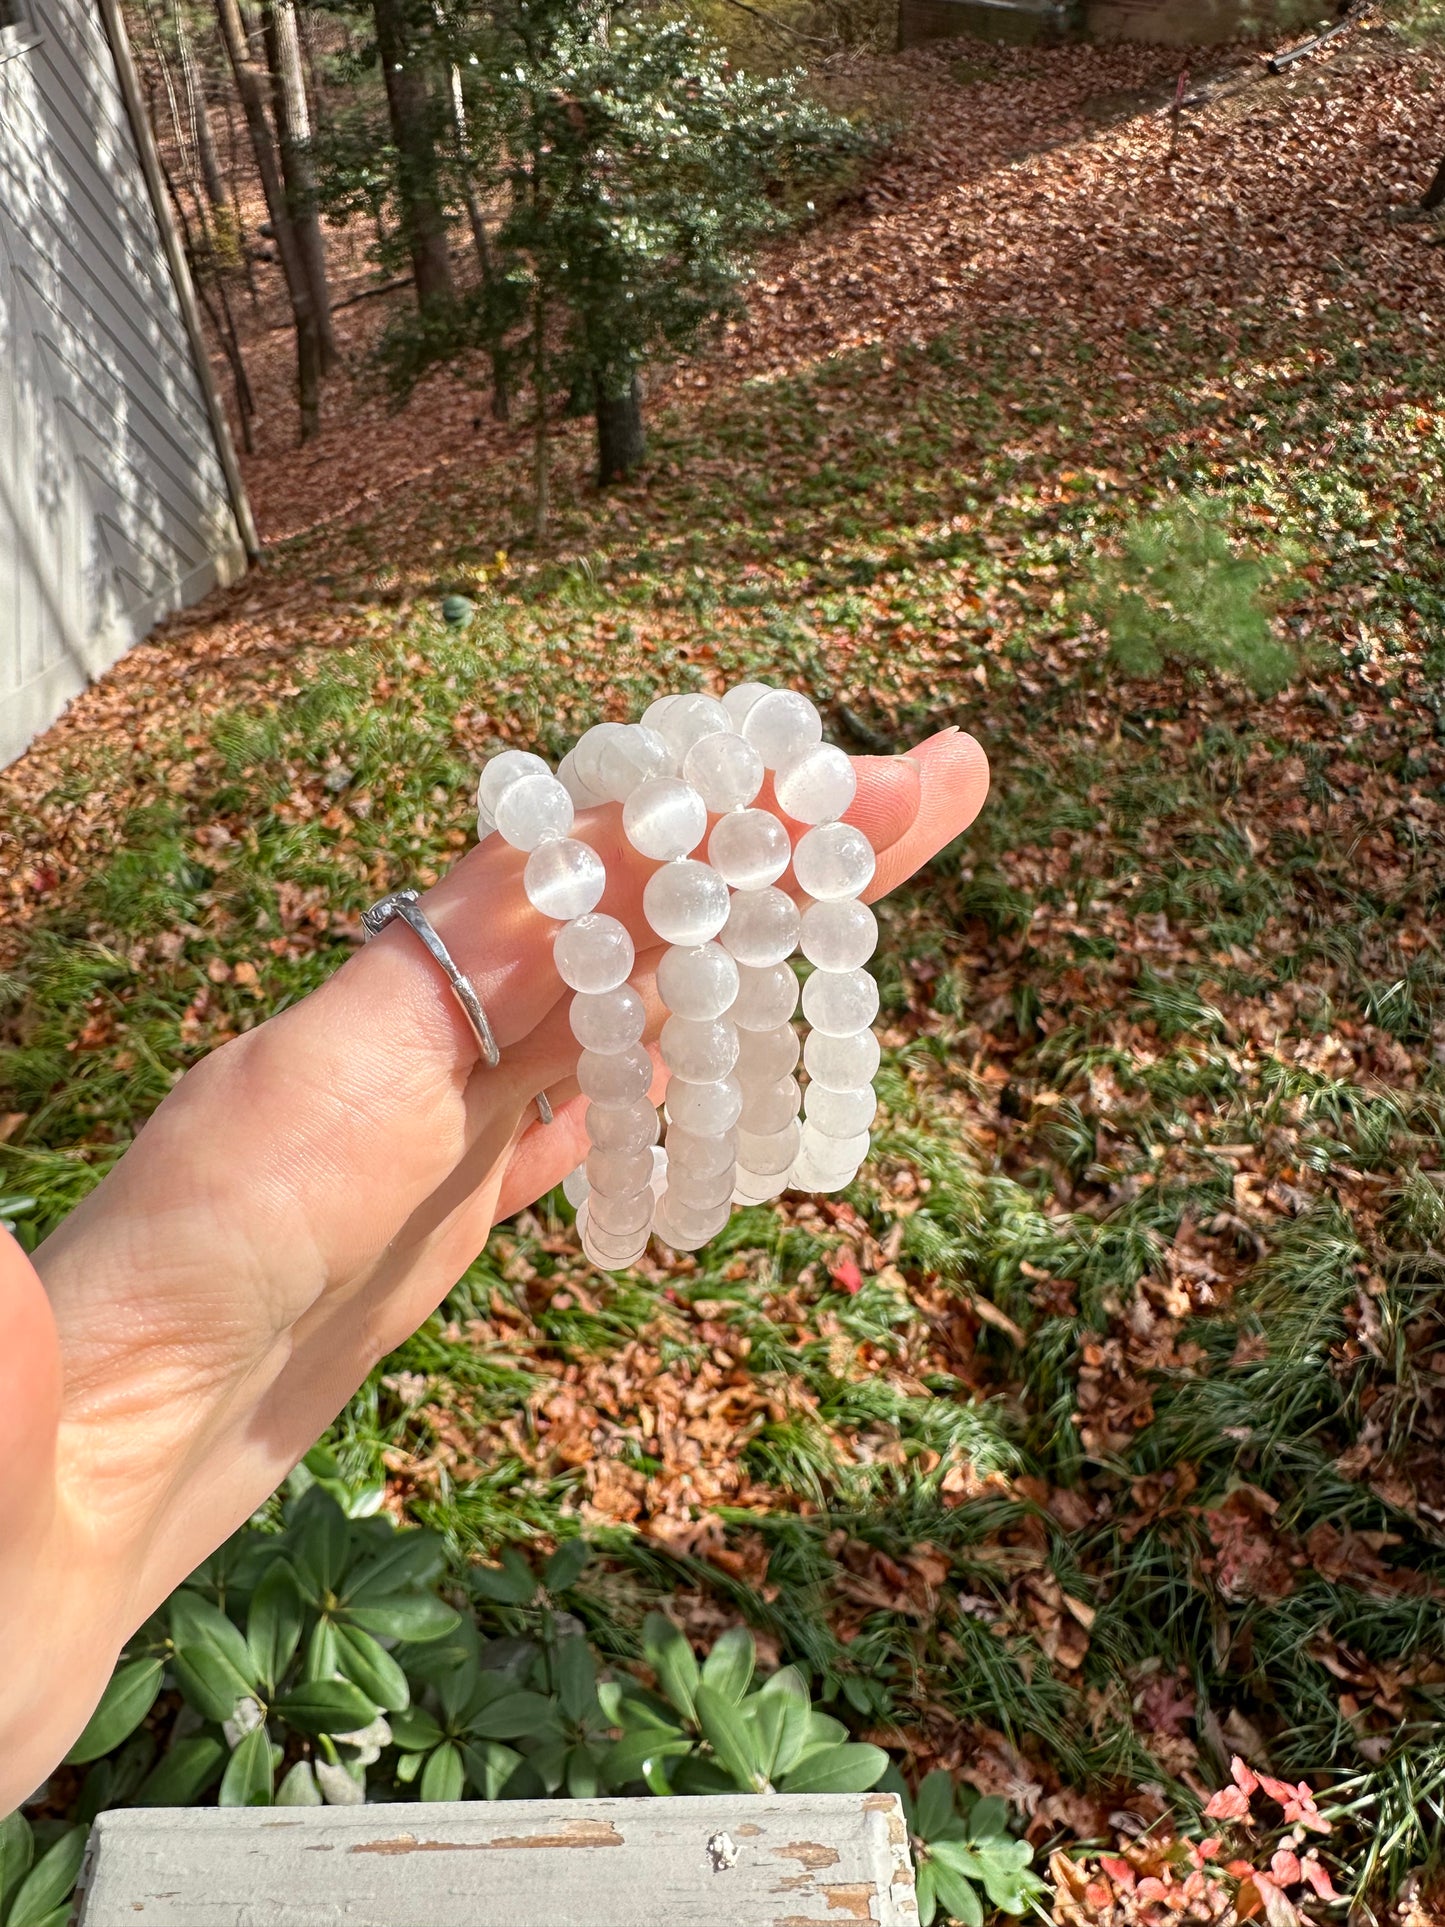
477,681,881,1272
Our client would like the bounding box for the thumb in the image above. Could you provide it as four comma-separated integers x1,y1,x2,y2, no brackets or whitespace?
0,1230,61,1531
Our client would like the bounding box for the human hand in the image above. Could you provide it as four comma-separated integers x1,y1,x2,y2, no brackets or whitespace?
0,726,987,1808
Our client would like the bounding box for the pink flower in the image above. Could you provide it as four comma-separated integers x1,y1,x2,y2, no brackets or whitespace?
1100,1857,1136,1889
1232,1757,1261,1797
1204,1787,1251,1821
1270,1850,1302,1886
1300,1855,1338,1900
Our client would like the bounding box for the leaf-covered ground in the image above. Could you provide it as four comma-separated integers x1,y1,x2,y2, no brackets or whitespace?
5,15,1445,1907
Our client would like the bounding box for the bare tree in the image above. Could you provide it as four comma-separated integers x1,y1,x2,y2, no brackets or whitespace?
173,2,228,211
371,0,455,317
260,1,337,370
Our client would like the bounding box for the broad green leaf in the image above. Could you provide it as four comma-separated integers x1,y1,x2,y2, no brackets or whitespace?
778,1741,889,1796
877,1763,915,1829
0,1812,35,1917
967,1796,1011,1843
396,1750,423,1785
555,1636,598,1725
288,1487,351,1598
421,1742,466,1802
930,1858,984,1927
304,1618,339,1683
694,1681,763,1792
172,1646,251,1724
915,1768,957,1842
757,1665,808,1702
915,1860,939,1927
600,1728,691,1789
461,1740,526,1800
334,1624,410,1713
803,1710,849,1748
468,1689,563,1742
749,1689,789,1782
8,1826,85,1927
134,1737,227,1806
168,1590,258,1689
761,1689,812,1779
273,1678,378,1735
344,1531,446,1603
64,1658,163,1764
219,1725,275,1807
526,1738,568,1794
543,1539,590,1594
566,1743,601,1799
700,1626,755,1704
276,1761,324,1806
388,1706,445,1752
346,1594,459,1643
247,1560,306,1692
642,1612,698,1723
469,1547,537,1606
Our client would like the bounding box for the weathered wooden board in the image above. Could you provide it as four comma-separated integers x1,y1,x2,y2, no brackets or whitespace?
77,1792,919,1927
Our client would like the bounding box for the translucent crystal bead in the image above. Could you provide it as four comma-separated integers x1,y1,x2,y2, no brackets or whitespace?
707,808,792,890
721,887,801,968
562,1164,590,1208
773,744,857,826
661,1015,739,1082
735,1022,800,1085
731,961,800,1032
799,898,878,971
665,1074,743,1135
494,773,574,851
569,984,646,1053
666,1165,736,1211
557,749,601,808
587,1099,660,1153
652,1196,729,1252
683,732,763,813
800,1119,869,1168
734,1169,788,1204
643,860,730,944
655,692,730,762
737,1118,801,1175
556,913,635,993
597,725,672,800
588,1145,655,1196
801,967,879,1036
738,1074,800,1135
642,694,680,731
787,1153,858,1196
650,1145,669,1195
623,777,707,860
804,1083,877,1137
572,723,630,796
581,1218,647,1272
740,689,822,769
588,1188,654,1239
792,821,875,901
656,942,740,1021
578,1043,654,1107
804,1027,880,1091
478,749,549,818
664,1125,740,1180
524,837,606,920
721,681,771,727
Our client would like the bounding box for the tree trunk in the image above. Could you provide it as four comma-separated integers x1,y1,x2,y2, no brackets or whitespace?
261,0,337,369
1424,153,1445,211
214,0,323,441
173,4,228,210
445,59,509,420
532,285,549,539
595,373,646,486
371,0,455,317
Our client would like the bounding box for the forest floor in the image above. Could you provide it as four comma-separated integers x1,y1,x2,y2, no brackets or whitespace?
5,13,1445,1911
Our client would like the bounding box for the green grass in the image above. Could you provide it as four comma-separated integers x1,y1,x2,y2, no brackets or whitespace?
4,230,1445,1899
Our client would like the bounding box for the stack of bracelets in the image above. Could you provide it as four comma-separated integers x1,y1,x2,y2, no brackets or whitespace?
476,682,880,1273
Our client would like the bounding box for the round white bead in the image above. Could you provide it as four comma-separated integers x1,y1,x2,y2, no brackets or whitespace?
799,898,878,971
664,1125,739,1180
588,1145,655,1196
587,1099,660,1153
581,1219,647,1272
684,733,764,812
731,961,801,1031
578,1043,654,1107
738,1074,800,1135
800,1119,869,1167
737,1118,802,1175
801,966,880,1036
721,887,801,968
556,748,600,808
478,749,549,818
707,809,792,890
524,837,606,920
787,1153,859,1196
588,1188,654,1238
655,692,730,762
740,689,822,769
774,744,857,826
804,1083,878,1137
735,1023,800,1085
650,1144,669,1194
572,723,630,795
623,778,707,861
597,724,673,800
734,1169,788,1204
804,1027,881,1090
661,1015,739,1082
643,860,730,944
652,1195,729,1252
556,913,635,993
666,1165,736,1211
721,681,771,726
562,1164,590,1208
642,694,681,731
665,1075,743,1135
569,984,646,1053
792,822,876,902
494,773,574,851
656,943,740,1021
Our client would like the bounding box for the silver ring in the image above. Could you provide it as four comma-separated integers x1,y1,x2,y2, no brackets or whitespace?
363,890,554,1126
